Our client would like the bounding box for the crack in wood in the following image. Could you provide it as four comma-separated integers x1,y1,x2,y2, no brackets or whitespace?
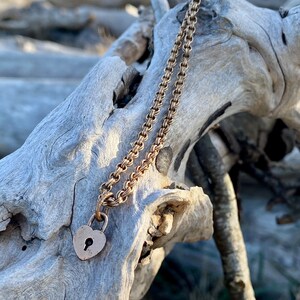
174,139,191,172
198,102,232,137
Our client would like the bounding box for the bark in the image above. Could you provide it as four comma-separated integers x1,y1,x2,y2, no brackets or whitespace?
0,0,300,298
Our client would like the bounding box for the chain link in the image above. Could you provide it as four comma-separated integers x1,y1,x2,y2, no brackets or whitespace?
95,0,201,220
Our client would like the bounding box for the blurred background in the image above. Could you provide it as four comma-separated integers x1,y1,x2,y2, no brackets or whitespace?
0,0,299,299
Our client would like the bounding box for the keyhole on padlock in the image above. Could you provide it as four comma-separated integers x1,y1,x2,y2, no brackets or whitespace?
84,238,94,251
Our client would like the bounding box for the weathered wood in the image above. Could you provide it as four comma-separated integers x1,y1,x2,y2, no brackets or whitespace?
48,0,149,9
0,0,286,11
0,52,99,78
0,36,87,54
171,0,286,9
105,7,154,64
0,57,213,299
195,135,255,300
0,2,136,38
0,78,79,157
248,0,285,9
0,11,154,156
150,0,170,23
0,0,31,12
0,0,300,298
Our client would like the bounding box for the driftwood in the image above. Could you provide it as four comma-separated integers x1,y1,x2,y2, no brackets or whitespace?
194,135,255,300
170,0,286,9
0,0,31,12
48,0,288,10
105,6,154,64
0,50,97,157
0,57,213,299
0,0,300,298
0,2,136,39
0,11,153,157
0,0,287,11
0,78,79,157
248,0,285,9
48,0,149,9
0,52,99,78
0,36,89,54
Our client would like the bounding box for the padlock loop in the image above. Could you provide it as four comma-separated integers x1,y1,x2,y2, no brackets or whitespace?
88,212,108,233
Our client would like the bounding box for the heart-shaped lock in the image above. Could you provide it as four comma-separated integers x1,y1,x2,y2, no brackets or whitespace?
73,213,108,260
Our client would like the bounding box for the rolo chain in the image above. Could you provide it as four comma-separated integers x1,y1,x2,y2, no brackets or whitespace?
95,0,201,221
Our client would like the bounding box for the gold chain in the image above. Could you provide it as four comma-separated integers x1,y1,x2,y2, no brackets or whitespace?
95,0,201,221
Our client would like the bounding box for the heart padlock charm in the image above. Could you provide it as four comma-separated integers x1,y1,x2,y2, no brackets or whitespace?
73,213,108,260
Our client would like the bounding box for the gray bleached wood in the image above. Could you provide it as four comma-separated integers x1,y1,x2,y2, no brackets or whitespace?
105,7,154,64
0,36,87,54
0,11,154,157
0,0,300,298
150,0,170,22
0,3,136,38
48,0,149,9
0,52,99,78
0,57,213,299
248,0,285,9
0,50,98,156
0,78,79,156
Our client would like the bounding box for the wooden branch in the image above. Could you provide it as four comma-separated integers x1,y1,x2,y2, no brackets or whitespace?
150,0,169,23
195,135,255,300
0,0,300,298
105,7,154,64
0,2,136,38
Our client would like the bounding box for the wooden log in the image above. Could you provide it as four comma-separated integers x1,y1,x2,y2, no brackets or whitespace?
0,10,153,157
0,36,87,54
0,2,136,38
0,78,79,157
0,0,300,298
0,52,99,78
48,0,149,9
